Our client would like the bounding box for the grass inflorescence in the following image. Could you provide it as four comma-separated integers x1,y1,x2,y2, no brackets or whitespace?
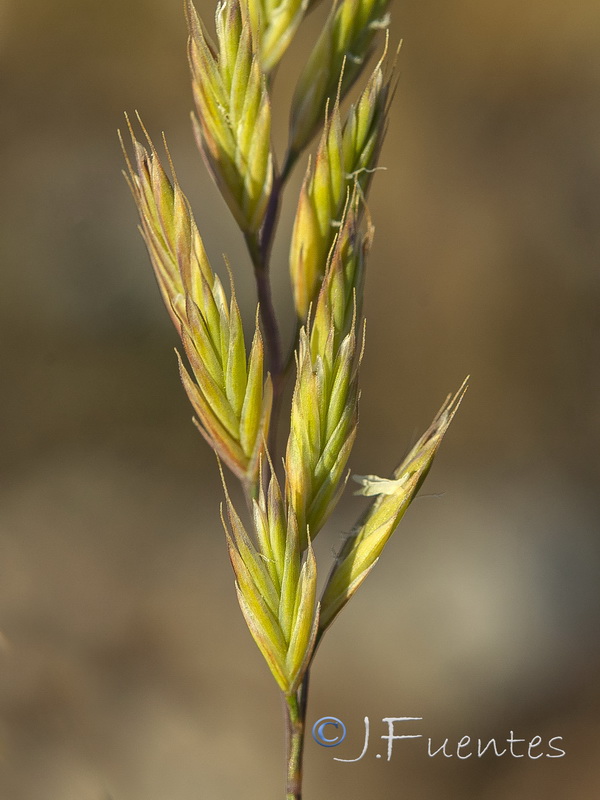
120,2,467,797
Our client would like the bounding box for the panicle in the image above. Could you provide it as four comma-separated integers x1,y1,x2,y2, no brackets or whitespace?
122,0,469,723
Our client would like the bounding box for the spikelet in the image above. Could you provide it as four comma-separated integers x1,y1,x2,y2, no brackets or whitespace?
187,0,273,233
222,465,319,693
289,0,391,158
319,379,469,632
121,119,272,485
290,56,392,317
246,0,309,72
285,203,370,549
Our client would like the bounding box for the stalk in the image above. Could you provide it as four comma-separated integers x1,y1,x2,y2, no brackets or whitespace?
284,692,306,800
244,169,293,470
245,229,283,381
245,165,311,799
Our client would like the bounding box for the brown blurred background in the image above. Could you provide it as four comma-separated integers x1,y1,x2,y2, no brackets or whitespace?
1,0,600,798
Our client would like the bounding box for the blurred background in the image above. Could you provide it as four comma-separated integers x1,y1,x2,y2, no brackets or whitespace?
1,0,600,797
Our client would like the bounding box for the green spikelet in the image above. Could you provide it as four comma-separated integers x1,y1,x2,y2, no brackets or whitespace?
320,379,469,632
290,57,392,317
222,466,320,693
187,0,274,233
285,205,371,548
121,120,272,485
246,0,309,72
289,0,391,158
